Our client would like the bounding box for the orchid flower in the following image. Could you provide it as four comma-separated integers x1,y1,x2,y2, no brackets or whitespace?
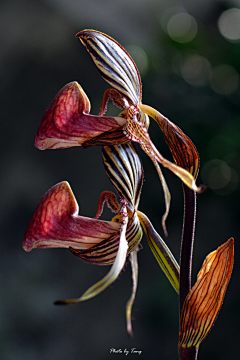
23,142,180,336
34,29,205,236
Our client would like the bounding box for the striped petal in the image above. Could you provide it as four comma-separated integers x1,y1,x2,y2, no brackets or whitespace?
124,118,204,193
137,211,180,293
139,104,200,178
76,30,142,106
34,81,126,150
178,238,234,354
55,203,129,304
102,143,143,212
70,212,142,265
22,181,120,252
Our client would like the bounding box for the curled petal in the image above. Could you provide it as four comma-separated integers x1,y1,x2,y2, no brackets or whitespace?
22,181,120,251
139,104,200,178
102,143,143,212
35,81,126,150
76,30,142,105
124,119,204,193
179,238,234,350
55,203,129,304
137,211,179,293
94,191,120,219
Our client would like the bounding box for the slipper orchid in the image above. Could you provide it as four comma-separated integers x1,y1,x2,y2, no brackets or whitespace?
34,29,205,236
23,28,234,358
23,142,180,336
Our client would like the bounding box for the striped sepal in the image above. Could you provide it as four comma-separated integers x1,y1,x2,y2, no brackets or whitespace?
76,30,142,106
70,212,142,265
102,143,143,212
179,238,234,349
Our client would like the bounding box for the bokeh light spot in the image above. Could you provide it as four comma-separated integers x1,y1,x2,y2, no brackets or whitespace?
167,13,198,43
218,8,240,42
210,64,239,95
201,159,239,194
179,53,212,87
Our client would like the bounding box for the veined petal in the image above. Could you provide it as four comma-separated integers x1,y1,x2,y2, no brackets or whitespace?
76,30,142,105
137,211,180,293
55,203,129,304
124,119,204,193
70,212,142,265
179,238,234,350
126,248,139,338
139,104,200,178
22,181,120,252
102,143,143,211
35,81,126,150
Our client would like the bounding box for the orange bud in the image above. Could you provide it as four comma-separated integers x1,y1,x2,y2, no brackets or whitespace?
179,238,234,350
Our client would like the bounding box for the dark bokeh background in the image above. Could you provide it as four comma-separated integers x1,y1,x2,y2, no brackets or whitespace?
1,0,239,359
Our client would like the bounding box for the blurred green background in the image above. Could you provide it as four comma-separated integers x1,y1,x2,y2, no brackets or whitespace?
0,0,239,359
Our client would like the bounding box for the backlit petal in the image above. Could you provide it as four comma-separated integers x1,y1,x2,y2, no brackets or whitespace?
22,181,120,251
139,104,200,178
124,119,204,193
76,30,142,105
35,81,126,150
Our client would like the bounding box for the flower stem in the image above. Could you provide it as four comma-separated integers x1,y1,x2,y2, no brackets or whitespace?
179,184,196,313
179,346,198,360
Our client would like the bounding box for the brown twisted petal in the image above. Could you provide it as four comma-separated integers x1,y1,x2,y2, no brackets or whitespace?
35,81,126,150
124,118,203,193
22,181,120,252
139,104,200,178
157,117,199,178
178,238,234,349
